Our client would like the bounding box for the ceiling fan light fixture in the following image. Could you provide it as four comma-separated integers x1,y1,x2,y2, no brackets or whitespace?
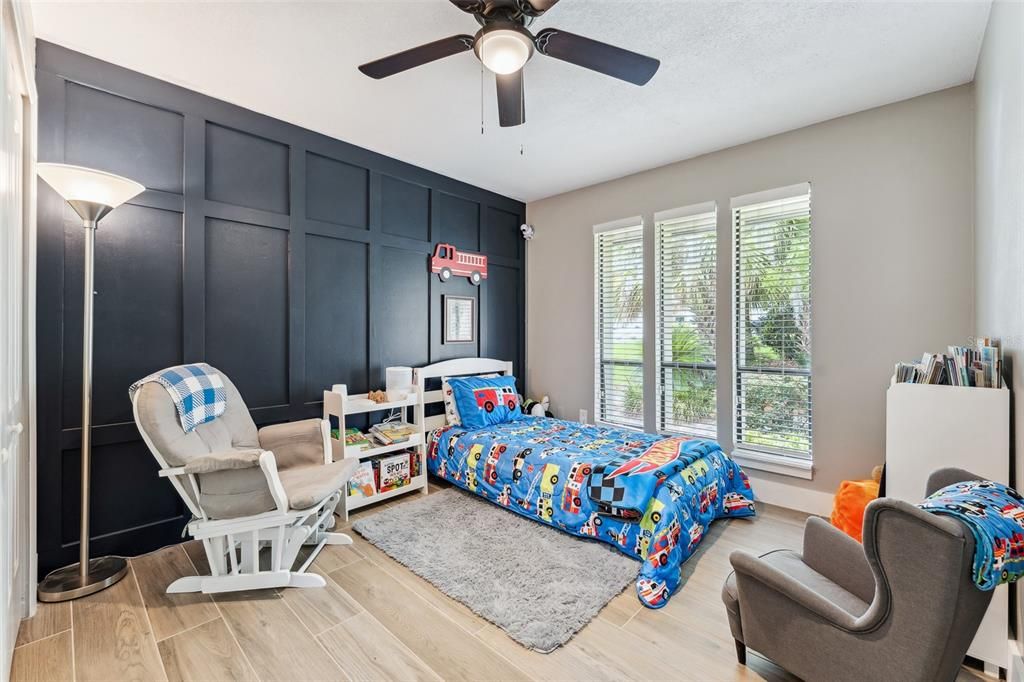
476,28,533,75
357,1,661,128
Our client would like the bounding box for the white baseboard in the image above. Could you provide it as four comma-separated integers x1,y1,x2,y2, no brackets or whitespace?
747,472,835,517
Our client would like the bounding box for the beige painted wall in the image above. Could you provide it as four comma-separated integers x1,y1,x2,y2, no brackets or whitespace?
526,85,975,511
972,0,1024,657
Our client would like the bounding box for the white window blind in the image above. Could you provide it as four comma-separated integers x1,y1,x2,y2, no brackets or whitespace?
655,208,717,437
733,188,812,458
595,223,644,428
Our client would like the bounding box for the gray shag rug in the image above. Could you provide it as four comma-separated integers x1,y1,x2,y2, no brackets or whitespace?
352,487,639,652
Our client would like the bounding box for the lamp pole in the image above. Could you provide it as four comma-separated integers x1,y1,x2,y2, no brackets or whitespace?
36,165,144,602
75,206,106,583
80,219,94,581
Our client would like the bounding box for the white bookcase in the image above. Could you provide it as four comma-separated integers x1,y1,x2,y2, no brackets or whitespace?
885,379,1010,674
323,384,428,521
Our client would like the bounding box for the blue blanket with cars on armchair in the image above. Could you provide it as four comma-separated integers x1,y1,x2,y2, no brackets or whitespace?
428,416,756,608
920,480,1024,590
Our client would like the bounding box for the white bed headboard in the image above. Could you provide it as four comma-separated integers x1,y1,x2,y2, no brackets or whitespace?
414,358,514,432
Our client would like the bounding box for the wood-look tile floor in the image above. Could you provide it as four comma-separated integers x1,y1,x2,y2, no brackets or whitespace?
13,479,992,682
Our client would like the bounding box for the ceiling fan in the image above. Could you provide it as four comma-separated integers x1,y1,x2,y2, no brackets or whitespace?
358,0,661,128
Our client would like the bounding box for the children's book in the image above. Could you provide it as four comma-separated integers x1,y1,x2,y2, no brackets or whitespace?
344,427,370,451
378,453,411,493
347,461,376,499
370,421,416,445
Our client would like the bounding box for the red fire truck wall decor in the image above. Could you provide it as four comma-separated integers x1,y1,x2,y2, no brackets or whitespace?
431,243,488,285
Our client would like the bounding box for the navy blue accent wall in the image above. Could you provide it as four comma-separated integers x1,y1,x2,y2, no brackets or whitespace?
36,41,526,574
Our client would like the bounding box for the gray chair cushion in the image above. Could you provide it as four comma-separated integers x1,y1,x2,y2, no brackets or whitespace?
135,367,354,520
258,419,325,469
200,458,356,518
280,458,358,510
182,449,262,475
723,571,737,607
722,571,743,642
135,373,258,468
721,548,870,645
198,466,277,519
722,550,868,618
756,549,870,617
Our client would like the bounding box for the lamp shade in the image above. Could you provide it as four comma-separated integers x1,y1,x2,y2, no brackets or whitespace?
37,163,145,209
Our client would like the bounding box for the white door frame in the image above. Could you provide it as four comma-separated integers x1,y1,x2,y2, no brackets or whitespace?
14,0,37,628
0,0,36,673
3,0,36,649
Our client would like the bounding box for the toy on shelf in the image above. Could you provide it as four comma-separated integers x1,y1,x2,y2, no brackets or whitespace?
367,389,388,403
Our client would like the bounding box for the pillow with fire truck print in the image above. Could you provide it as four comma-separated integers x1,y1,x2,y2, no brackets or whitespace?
442,374,499,427
448,375,526,430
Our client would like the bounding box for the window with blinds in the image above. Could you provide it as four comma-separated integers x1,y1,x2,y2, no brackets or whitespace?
595,223,644,429
655,207,717,437
733,187,812,458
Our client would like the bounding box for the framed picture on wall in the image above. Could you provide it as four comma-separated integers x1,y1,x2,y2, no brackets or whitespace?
443,295,475,344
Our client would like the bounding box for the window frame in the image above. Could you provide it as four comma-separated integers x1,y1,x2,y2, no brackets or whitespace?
589,182,814,480
593,218,645,430
653,202,718,439
730,183,813,476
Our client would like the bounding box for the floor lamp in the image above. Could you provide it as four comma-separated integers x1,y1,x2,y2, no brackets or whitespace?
36,163,145,602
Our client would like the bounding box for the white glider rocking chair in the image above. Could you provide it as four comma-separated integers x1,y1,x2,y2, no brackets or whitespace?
132,367,356,594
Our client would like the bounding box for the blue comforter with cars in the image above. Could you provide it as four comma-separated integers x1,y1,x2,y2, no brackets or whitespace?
427,416,756,608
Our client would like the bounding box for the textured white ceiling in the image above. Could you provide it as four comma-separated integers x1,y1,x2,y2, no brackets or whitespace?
31,0,991,202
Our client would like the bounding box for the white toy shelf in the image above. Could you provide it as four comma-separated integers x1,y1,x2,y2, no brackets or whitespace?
885,378,1010,674
323,383,428,520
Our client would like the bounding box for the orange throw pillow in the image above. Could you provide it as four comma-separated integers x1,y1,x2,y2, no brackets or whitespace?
831,479,880,542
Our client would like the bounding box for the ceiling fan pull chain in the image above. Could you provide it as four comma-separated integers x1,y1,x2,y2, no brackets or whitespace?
480,62,485,135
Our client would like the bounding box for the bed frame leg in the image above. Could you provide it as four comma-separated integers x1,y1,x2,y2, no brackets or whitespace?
734,639,747,665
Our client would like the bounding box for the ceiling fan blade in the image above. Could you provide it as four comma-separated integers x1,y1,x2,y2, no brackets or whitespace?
534,28,660,85
518,0,559,16
359,35,475,79
496,70,525,127
449,0,485,13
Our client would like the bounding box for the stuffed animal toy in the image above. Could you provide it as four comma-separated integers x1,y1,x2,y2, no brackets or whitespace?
830,465,882,542
521,395,551,417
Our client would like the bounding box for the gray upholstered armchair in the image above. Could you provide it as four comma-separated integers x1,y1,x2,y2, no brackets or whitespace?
133,368,357,595
722,468,993,682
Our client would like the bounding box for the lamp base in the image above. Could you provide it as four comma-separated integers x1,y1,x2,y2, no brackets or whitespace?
37,556,129,602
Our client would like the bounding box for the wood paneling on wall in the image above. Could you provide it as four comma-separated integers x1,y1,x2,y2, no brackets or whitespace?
36,41,525,573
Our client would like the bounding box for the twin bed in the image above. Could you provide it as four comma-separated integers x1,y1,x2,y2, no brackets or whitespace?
413,358,756,609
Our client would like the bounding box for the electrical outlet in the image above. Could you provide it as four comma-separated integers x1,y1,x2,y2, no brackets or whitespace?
579,409,588,424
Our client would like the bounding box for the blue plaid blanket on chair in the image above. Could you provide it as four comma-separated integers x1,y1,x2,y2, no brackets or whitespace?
129,363,226,433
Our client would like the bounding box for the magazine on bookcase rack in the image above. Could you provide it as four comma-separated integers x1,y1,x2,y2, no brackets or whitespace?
894,337,1002,388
